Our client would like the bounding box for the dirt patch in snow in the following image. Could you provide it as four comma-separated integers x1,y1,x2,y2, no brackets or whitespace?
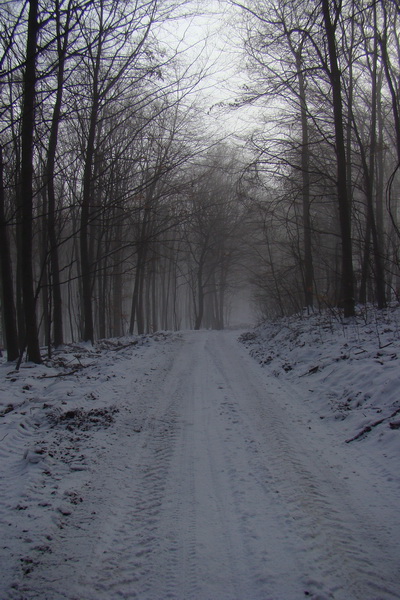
48,406,119,431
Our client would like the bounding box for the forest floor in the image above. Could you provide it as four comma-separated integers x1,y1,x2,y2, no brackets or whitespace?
1,307,400,600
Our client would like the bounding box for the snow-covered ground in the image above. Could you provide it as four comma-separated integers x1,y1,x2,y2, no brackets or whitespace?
240,304,400,450
0,307,399,600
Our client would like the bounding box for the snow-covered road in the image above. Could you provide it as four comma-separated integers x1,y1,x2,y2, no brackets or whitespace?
5,330,400,600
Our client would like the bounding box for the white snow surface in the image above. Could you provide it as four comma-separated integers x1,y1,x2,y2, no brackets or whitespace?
0,308,399,600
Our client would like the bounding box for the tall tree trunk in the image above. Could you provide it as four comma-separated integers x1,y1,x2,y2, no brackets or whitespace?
0,145,19,361
44,0,70,347
296,49,314,310
19,0,42,362
80,126,96,343
321,0,355,317
353,7,386,309
80,62,101,343
368,15,386,309
40,189,51,356
376,71,385,245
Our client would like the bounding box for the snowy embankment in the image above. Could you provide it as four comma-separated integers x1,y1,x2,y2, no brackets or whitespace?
0,309,399,600
0,332,176,598
240,304,400,451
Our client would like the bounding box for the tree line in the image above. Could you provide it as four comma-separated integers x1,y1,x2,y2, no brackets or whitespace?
0,0,249,363
1,0,400,363
234,0,400,320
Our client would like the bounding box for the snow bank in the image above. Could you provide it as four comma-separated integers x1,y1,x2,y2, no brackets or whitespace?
239,304,400,453
0,332,176,597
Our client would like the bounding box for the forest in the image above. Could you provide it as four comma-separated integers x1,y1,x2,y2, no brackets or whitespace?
0,0,399,363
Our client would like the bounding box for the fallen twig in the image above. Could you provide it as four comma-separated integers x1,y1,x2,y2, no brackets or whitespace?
37,367,87,379
346,407,400,443
300,365,319,377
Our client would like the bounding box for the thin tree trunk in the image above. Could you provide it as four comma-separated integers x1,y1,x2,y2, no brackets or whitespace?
80,106,97,343
80,5,104,343
0,145,19,360
132,247,147,336
40,188,51,356
296,49,314,310
359,222,371,304
353,8,386,309
151,264,157,332
45,0,70,347
376,71,385,243
369,16,386,309
195,265,204,330
137,260,147,335
321,0,355,318
97,258,106,339
112,247,123,337
129,260,141,335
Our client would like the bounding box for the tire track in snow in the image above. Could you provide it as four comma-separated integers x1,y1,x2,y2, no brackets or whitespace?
208,331,400,600
9,336,185,600
144,332,304,599
67,344,187,600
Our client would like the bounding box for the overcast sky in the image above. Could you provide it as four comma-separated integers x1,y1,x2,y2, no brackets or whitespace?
158,1,256,137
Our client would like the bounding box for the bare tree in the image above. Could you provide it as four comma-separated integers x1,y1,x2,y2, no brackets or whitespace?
19,0,42,362
0,145,19,360
43,0,88,347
